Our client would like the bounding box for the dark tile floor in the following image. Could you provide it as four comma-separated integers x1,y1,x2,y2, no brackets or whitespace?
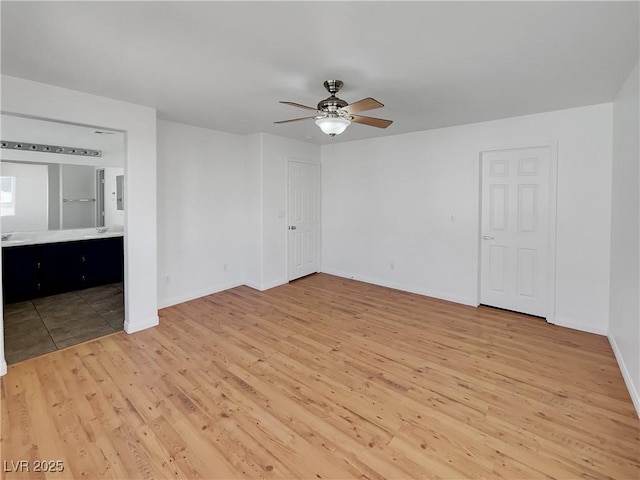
3,283,124,364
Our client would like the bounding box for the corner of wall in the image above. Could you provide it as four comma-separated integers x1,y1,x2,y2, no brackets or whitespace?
124,314,159,334
553,316,608,336
609,333,640,418
0,237,5,376
608,59,640,419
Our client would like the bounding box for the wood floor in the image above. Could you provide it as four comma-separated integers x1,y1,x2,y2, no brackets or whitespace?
2,273,638,479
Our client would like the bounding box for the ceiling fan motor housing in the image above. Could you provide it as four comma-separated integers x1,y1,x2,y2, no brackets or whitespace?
317,96,348,113
318,79,349,114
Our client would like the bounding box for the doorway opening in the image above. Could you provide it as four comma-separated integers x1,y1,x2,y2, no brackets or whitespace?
1,114,126,364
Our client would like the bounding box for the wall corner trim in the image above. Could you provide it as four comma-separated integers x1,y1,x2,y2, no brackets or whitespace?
609,333,640,418
124,315,160,334
261,278,288,291
244,278,288,292
0,357,7,376
243,281,264,291
553,316,608,336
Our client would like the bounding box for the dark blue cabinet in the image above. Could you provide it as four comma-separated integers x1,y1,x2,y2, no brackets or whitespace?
40,241,85,294
2,245,41,303
82,238,124,285
2,237,123,303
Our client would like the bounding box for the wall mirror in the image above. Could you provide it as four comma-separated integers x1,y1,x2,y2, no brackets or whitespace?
0,114,125,233
116,175,124,211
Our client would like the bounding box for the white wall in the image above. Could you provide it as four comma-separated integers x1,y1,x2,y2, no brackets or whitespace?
156,128,320,302
156,120,246,308
244,134,263,289
245,133,320,290
261,134,321,289
322,103,613,334
0,162,48,232
1,75,158,376
244,133,321,291
609,61,640,416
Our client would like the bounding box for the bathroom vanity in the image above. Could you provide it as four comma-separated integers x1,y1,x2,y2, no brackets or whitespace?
2,229,124,303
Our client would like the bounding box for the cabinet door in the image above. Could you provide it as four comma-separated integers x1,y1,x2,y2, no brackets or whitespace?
82,237,124,286
2,245,41,303
40,241,84,294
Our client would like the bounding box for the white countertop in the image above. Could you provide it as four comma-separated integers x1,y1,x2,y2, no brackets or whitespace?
1,227,124,248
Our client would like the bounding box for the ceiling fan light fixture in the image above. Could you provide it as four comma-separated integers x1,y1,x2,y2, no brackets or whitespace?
315,116,351,137
276,80,392,136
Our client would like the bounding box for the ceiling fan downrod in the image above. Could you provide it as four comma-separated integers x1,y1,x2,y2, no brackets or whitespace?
323,80,343,96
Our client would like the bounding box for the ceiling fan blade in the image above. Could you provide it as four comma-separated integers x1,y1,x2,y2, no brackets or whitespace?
274,116,316,124
341,97,384,115
350,115,393,129
279,101,319,112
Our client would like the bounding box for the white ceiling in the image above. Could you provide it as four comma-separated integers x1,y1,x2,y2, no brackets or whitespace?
1,1,638,145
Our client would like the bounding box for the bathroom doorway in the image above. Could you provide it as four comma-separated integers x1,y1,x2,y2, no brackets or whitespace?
0,114,126,364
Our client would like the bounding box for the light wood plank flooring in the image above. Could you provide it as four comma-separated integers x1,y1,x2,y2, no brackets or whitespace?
1,273,638,479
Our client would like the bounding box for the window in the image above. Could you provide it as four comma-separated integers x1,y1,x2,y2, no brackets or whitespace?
1,176,16,216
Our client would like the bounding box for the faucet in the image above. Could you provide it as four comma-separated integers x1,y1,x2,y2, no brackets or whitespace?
1,233,12,241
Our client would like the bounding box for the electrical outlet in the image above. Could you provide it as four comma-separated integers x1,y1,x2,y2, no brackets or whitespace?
390,262,395,270
165,275,170,284
223,264,228,271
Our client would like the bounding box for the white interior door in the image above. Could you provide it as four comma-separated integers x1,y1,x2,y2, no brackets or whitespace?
288,161,320,281
480,147,551,317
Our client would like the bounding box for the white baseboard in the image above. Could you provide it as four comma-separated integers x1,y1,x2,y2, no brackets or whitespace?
320,268,477,307
244,280,262,291
157,276,290,307
158,281,244,309
0,357,7,376
553,316,608,336
608,334,640,418
244,278,288,292
124,314,159,334
261,278,288,291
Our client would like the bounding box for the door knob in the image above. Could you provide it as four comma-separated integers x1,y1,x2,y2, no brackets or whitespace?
289,226,296,230
482,235,494,240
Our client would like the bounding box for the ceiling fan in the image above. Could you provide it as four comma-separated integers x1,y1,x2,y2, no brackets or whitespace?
275,80,393,137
